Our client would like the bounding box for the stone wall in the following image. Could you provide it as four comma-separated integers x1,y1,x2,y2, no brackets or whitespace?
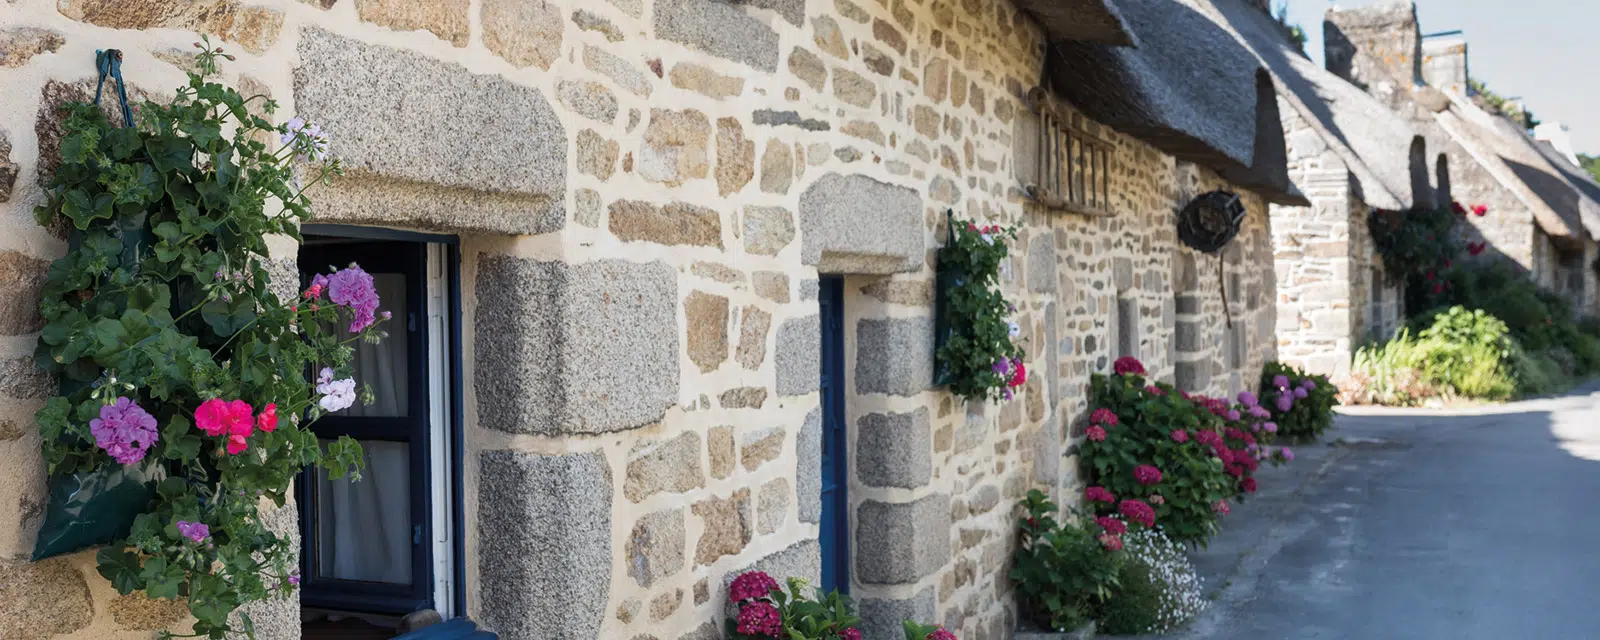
0,0,1277,639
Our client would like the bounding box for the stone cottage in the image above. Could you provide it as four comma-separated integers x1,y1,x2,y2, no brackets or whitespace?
1325,2,1600,314
0,0,1291,638
1177,0,1427,380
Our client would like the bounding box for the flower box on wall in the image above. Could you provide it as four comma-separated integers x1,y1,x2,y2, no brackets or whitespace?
930,211,1026,403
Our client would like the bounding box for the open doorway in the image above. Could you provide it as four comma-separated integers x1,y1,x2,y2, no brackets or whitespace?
296,227,463,639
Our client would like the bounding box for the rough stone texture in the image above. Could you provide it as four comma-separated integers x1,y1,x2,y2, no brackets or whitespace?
650,589,684,622
743,206,795,256
812,15,849,59
753,109,831,131
722,539,821,608
797,408,822,524
692,488,752,565
716,117,756,196
679,622,722,640
924,58,950,102
757,478,791,534
1033,417,1062,485
625,432,706,502
479,450,611,640
475,256,678,435
741,426,785,471
59,0,282,52
573,9,623,41
577,129,619,180
295,29,565,234
754,271,791,303
641,108,712,186
0,131,15,203
775,314,821,396
0,557,92,639
670,62,745,99
356,0,468,46
856,494,952,584
609,200,723,247
832,68,877,108
856,317,934,396
655,0,780,71
108,592,191,630
1028,232,1057,293
559,80,620,124
0,27,64,67
760,139,795,194
0,251,49,335
627,508,685,588
574,189,603,227
857,408,933,488
861,43,894,76
860,279,934,306
788,47,828,92
0,356,52,399
719,386,768,409
736,306,773,369
685,291,730,372
709,426,735,479
799,173,924,274
585,45,653,96
859,587,936,640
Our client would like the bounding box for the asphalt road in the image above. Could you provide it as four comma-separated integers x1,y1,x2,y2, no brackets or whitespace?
1167,384,1600,640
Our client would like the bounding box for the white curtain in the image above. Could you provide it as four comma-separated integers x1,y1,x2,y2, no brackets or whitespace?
315,274,413,584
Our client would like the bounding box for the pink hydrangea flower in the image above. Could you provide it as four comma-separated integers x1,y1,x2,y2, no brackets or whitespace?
1273,375,1291,389
1263,422,1278,433
1275,394,1293,413
1170,429,1189,443
1090,408,1119,427
1293,387,1309,399
1085,486,1116,504
1302,379,1317,391
1237,391,1258,407
1146,384,1166,396
841,629,862,640
1113,356,1147,376
1096,516,1127,535
1133,464,1162,485
1148,494,1165,505
326,265,381,332
735,600,783,637
927,628,958,640
728,571,781,602
176,520,210,543
1119,499,1156,527
90,397,159,465
1280,447,1296,462
1214,500,1231,515
1242,477,1258,493
1249,405,1272,419
1086,426,1107,442
1226,409,1241,422
1098,532,1124,551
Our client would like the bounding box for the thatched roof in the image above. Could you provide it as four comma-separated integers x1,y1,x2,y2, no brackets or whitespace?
1043,0,1306,206
1533,140,1600,241
1201,0,1426,211
1432,91,1584,243
1010,0,1137,47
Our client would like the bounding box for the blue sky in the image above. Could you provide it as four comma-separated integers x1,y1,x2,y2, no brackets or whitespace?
1282,0,1600,154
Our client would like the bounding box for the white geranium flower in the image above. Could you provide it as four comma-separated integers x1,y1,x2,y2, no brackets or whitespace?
316,368,357,412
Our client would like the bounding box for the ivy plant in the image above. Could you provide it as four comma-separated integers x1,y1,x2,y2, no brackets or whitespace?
935,219,1026,402
32,39,381,638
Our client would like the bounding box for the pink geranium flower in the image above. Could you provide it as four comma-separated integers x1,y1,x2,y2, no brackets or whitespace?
90,397,159,465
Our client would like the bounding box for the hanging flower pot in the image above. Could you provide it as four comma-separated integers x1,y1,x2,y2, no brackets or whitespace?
933,210,1026,403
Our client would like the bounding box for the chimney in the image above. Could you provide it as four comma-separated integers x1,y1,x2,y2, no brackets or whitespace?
1325,2,1422,105
1421,30,1468,96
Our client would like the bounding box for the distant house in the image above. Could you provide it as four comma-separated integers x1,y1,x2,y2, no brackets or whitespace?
1327,2,1600,317
0,1,1295,639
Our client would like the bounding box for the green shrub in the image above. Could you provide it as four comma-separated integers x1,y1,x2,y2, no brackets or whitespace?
1258,363,1339,443
1011,490,1124,633
1346,331,1439,406
1414,307,1518,401
1093,529,1207,635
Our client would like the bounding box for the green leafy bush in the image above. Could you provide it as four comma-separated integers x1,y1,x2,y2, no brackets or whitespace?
1344,331,1439,406
1011,490,1124,632
1258,362,1339,443
725,571,861,639
1093,529,1207,635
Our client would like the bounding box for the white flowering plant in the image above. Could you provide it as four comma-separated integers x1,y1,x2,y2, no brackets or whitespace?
1093,528,1208,635
934,217,1026,403
31,39,384,638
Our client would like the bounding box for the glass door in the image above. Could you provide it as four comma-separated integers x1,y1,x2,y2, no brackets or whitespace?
297,239,433,615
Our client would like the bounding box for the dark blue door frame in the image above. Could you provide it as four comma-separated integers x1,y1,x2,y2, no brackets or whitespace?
818,276,850,594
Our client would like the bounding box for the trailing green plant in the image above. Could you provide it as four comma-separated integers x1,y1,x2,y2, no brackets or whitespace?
1092,529,1207,635
934,218,1026,403
1258,362,1339,443
30,40,381,638
726,571,863,639
1368,204,1461,315
1011,490,1125,633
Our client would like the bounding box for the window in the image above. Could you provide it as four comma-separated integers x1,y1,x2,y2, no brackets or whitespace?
1025,87,1116,216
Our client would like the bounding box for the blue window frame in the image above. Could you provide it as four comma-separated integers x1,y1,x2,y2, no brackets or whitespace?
818,276,850,594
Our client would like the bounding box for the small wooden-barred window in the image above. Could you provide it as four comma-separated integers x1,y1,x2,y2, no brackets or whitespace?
1026,88,1116,217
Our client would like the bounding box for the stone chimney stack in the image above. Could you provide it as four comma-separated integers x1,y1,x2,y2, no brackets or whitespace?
1325,2,1422,109
1421,30,1469,96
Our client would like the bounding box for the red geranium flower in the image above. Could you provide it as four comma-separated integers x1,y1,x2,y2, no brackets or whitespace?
1472,204,1489,216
